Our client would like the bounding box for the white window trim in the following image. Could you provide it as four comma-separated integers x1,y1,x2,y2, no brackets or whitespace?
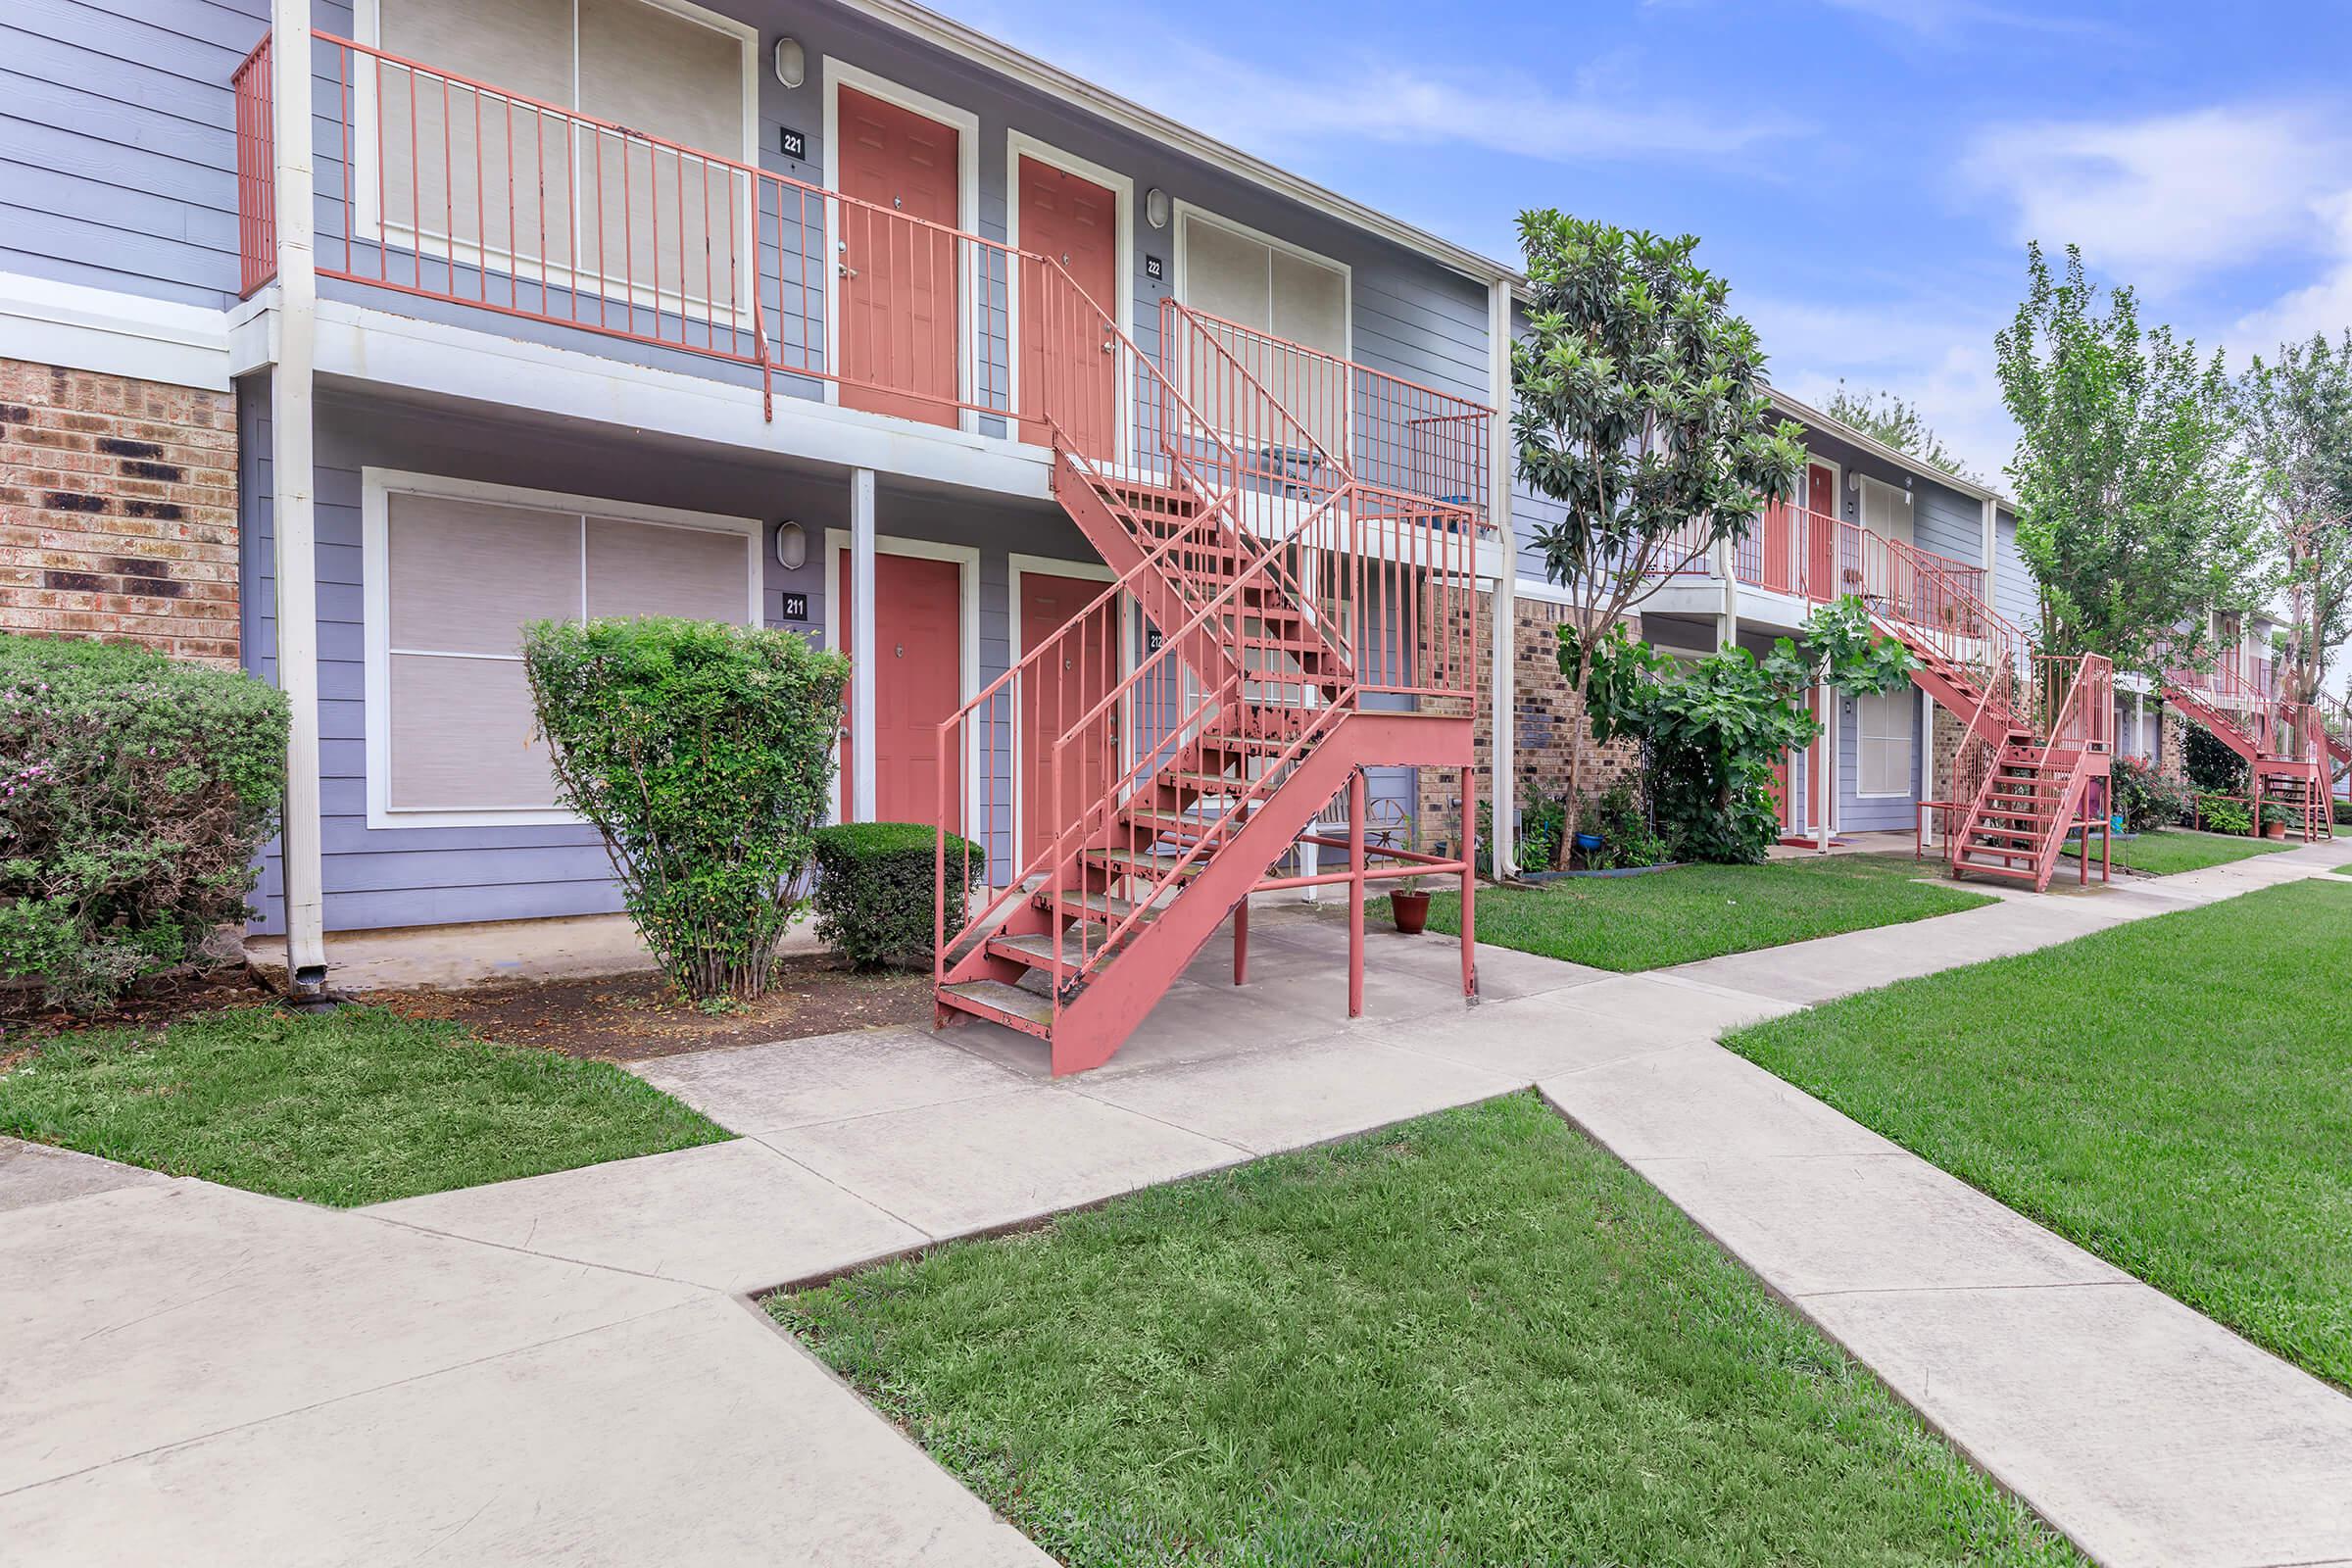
1005,552,1131,869
1168,199,1352,361
1854,687,1916,800
361,466,762,830
348,0,760,325
821,528,982,823
1004,129,1136,464
820,57,983,434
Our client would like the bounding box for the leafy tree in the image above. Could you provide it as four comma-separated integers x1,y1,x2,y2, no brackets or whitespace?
1569,598,1915,864
1514,212,1806,861
1824,381,1974,480
1994,243,2262,670
2239,330,2352,705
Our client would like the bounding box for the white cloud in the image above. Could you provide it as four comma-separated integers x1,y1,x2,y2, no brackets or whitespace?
1962,106,2342,288
1746,294,2018,482
1002,32,1802,169
2235,192,2352,352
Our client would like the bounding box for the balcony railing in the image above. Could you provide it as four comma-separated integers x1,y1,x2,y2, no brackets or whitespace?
1656,505,1992,621
230,30,1488,518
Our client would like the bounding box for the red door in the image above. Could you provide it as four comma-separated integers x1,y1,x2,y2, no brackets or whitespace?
1802,463,1838,600
1019,572,1120,865
1760,498,1794,594
836,87,960,427
1015,157,1118,457
840,550,962,825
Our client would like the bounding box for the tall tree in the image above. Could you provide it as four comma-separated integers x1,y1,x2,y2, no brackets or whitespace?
2239,330,2352,706
1994,243,2262,670
1514,212,1805,861
1824,381,1973,480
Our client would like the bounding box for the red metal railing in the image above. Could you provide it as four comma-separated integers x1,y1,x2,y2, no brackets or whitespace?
1161,301,1492,524
2159,642,2319,760
1654,504,1993,612
232,35,276,297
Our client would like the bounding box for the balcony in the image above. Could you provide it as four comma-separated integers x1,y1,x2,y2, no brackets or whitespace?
1654,504,1993,632
230,30,1489,522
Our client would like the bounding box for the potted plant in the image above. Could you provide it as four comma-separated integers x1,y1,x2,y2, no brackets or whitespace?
1371,806,1432,933
2261,801,2290,839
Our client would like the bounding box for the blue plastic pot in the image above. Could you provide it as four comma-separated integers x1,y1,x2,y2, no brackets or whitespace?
1573,832,1604,852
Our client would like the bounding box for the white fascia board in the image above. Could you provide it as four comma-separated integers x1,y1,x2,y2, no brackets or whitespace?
0,270,231,392
305,297,1054,500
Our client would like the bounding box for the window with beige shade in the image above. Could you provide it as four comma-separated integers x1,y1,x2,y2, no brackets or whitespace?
1855,689,1914,798
365,0,753,316
1174,207,1350,461
368,475,759,825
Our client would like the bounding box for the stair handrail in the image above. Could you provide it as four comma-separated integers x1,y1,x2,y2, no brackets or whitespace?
2026,652,2112,886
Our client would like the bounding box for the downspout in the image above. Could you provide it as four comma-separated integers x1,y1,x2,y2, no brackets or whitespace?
1981,496,1997,610
1486,279,1516,881
270,0,326,996
850,467,878,821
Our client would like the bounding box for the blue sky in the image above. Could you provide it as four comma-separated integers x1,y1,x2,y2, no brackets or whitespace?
951,0,2352,484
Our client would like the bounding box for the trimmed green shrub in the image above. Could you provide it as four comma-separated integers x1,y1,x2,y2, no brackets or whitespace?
0,633,288,1011
2334,798,2351,826
2182,723,2248,795
522,617,847,1002
810,821,983,969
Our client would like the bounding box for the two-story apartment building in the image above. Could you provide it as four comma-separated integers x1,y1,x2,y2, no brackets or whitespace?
6,0,2134,1051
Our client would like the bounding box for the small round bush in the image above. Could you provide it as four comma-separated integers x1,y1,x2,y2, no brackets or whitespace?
0,632,288,1010
810,822,984,969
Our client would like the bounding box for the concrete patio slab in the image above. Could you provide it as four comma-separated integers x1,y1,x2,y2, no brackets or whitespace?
0,1180,696,1492
1074,1036,1518,1154
632,1026,1027,1133
761,1087,1245,1237
367,1137,927,1293
1542,972,1806,1038
0,1295,1053,1568
1628,1152,2131,1296
0,1136,172,1213
1804,1282,2352,1568
1355,988,1690,1080
1541,1045,1902,1161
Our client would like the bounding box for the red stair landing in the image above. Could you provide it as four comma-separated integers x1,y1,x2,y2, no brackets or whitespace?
929,289,1492,1074
2159,655,2333,844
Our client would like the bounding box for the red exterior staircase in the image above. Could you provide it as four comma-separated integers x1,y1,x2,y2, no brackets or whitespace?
931,288,1491,1074
2159,654,2334,843
1836,529,2113,891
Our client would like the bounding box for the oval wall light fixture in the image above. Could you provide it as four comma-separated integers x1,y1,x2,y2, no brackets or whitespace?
773,35,806,89
774,518,808,569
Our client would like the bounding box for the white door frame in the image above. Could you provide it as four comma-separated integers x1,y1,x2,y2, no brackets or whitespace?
823,528,980,824
1005,129,1135,465
1006,551,1133,869
821,59,982,436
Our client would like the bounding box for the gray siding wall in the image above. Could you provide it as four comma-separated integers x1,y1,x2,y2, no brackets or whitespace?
1993,511,2035,636
243,385,1092,934
1912,478,1982,566
2,0,268,309
1834,685,1924,832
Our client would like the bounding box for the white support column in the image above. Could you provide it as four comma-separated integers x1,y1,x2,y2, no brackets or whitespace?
1486,279,1516,880
850,466,878,822
1718,538,1739,650
1981,496,1998,607
2135,688,2147,760
1921,689,1937,847
270,0,326,991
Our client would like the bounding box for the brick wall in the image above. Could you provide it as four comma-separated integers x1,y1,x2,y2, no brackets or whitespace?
2158,705,2188,784
0,359,239,666
1413,589,1643,853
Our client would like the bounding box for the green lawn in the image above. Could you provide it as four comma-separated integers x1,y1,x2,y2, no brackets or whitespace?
0,1005,729,1205
779,1096,2079,1568
1727,878,2352,1389
2058,826,2287,876
1427,854,1994,972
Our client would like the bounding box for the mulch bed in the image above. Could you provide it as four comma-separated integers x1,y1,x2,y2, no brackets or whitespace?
1,965,279,1061
368,951,936,1062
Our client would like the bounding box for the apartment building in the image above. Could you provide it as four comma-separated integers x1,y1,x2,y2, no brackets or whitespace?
4,0,2147,1059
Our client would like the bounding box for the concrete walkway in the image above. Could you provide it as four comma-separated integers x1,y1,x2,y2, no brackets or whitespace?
6,841,2350,1565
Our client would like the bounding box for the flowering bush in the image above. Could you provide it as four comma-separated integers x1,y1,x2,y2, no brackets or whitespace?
0,633,288,1010
522,616,848,1002
2109,756,2188,834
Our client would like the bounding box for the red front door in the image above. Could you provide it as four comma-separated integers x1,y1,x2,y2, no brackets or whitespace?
840,550,962,824
836,86,960,427
1015,157,1119,457
1803,463,1837,599
1019,571,1120,866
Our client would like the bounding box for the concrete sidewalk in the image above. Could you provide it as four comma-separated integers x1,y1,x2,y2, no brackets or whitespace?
6,839,2350,1565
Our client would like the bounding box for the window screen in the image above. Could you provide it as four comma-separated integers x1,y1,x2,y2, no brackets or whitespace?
381,488,751,814
1856,689,1914,797
1859,476,1914,546
1177,212,1349,458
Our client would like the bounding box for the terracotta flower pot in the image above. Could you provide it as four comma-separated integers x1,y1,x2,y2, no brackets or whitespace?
2264,820,2286,839
1390,889,1432,934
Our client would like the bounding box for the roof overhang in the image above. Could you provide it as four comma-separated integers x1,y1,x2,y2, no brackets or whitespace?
836,0,1519,286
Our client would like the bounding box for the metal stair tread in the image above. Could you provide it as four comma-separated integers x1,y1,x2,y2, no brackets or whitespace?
940,979,1056,1032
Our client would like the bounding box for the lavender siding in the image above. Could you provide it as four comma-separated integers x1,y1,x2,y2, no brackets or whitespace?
243,384,1093,934
1913,477,1982,566
1835,685,1924,832
1993,510,2035,637
2,0,267,309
